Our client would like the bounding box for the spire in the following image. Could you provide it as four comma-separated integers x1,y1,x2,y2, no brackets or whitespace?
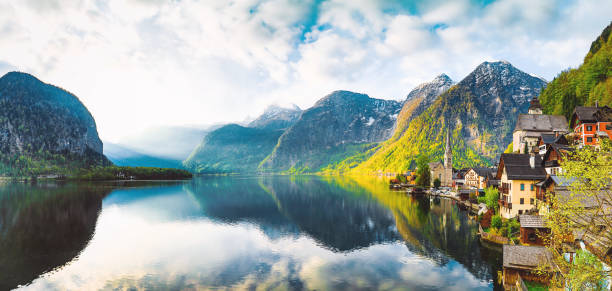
444,129,452,169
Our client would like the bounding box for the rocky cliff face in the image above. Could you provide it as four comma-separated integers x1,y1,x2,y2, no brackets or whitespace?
260,90,402,171
248,104,302,131
0,72,105,161
353,61,547,173
391,74,454,142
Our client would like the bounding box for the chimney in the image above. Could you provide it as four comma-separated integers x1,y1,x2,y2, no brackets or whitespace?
529,150,536,169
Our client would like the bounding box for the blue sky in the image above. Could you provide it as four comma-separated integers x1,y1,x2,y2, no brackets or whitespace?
0,0,610,142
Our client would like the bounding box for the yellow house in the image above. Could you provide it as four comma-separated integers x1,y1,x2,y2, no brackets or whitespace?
496,153,547,219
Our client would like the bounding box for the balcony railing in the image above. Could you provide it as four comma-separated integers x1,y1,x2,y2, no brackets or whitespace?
498,196,512,209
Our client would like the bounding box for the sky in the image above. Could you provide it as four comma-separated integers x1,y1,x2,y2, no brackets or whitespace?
0,0,610,142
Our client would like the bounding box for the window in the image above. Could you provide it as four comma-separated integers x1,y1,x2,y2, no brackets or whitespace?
607,124,612,130
587,137,593,143
520,184,525,191
530,198,534,205
520,198,524,205
530,184,534,191
587,125,593,131
519,210,523,215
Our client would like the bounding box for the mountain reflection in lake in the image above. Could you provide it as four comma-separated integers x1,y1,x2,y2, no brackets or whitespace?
1,176,502,290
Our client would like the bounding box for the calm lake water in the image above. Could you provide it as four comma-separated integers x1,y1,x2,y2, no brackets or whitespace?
0,176,502,290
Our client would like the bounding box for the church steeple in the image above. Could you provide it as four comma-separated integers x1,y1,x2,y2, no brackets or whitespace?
444,129,452,169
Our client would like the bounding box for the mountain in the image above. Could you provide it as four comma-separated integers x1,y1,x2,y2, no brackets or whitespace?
260,90,402,172
104,143,183,169
183,124,283,173
350,61,547,173
248,104,302,130
391,74,454,143
116,125,214,160
539,21,612,118
0,72,109,173
183,104,303,173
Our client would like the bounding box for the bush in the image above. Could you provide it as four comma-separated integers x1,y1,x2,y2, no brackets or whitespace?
506,219,520,237
491,215,502,229
478,196,487,204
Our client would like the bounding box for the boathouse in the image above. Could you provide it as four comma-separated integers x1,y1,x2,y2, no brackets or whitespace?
519,215,549,246
503,245,553,287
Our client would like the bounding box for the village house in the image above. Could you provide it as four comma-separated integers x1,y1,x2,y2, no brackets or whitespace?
452,168,469,189
485,171,500,189
464,167,496,189
541,143,573,176
537,133,568,155
513,98,569,154
534,175,574,213
502,245,554,288
570,105,612,147
429,131,453,187
519,215,549,246
497,152,547,219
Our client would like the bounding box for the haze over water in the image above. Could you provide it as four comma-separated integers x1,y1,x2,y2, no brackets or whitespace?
1,176,501,290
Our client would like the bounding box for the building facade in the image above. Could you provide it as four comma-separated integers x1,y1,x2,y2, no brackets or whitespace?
570,105,612,147
497,153,547,219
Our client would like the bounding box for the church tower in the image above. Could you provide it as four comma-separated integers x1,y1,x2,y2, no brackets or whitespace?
444,130,452,169
443,130,453,186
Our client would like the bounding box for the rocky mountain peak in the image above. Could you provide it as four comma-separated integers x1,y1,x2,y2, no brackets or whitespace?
406,74,454,102
248,104,302,131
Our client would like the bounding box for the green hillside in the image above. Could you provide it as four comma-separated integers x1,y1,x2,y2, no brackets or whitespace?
539,21,612,118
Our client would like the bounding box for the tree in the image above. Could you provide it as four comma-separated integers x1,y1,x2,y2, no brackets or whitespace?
433,178,441,188
491,215,502,229
484,187,500,212
542,139,612,289
415,154,431,187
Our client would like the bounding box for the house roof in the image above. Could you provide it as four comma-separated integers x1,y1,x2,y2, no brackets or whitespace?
498,153,547,180
514,114,569,132
539,133,557,144
520,215,547,228
571,106,612,128
503,245,553,271
470,167,496,177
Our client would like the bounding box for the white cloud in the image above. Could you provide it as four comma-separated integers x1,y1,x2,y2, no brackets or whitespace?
0,0,610,142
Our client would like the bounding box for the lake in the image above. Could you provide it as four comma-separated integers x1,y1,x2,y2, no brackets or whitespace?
0,176,502,290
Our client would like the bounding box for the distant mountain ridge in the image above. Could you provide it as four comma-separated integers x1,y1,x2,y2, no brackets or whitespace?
183,124,284,173
348,61,547,173
104,143,183,169
260,90,402,172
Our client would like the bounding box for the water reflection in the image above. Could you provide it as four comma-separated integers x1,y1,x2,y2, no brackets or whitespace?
1,176,501,290
0,182,111,290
